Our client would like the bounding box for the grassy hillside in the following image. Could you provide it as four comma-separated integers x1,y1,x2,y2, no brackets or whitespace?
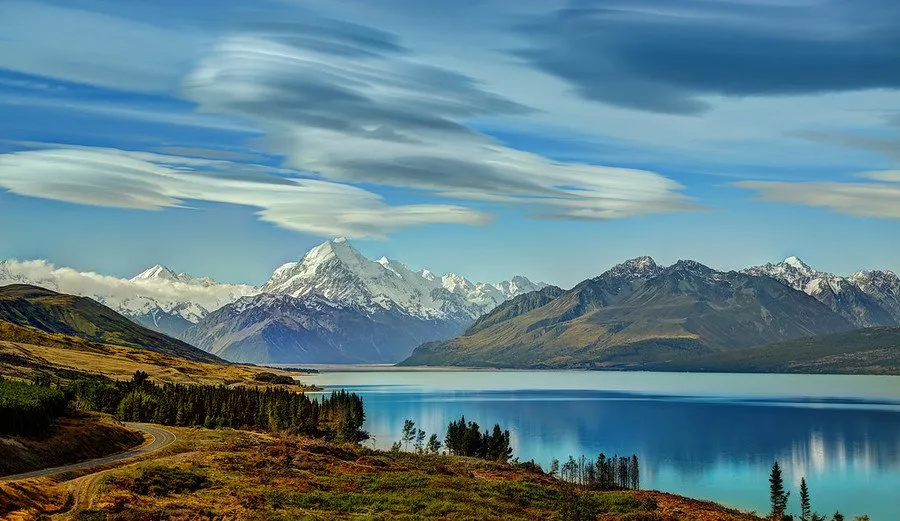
652,327,900,375
0,320,315,388
0,284,221,364
0,412,144,476
0,427,764,521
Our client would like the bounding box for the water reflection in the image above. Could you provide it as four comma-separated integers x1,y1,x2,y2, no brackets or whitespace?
321,383,900,519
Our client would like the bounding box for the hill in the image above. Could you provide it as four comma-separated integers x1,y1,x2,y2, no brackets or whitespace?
651,327,900,375
0,284,222,364
401,258,854,369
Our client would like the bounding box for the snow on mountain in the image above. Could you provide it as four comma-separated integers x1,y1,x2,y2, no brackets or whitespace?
744,257,899,327
0,259,257,335
261,238,546,320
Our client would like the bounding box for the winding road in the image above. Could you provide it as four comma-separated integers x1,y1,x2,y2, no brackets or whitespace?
0,423,177,482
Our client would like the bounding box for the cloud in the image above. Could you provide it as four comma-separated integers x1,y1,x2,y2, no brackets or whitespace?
0,147,489,238
180,14,694,221
0,259,255,314
795,131,900,162
735,173,900,219
513,0,900,114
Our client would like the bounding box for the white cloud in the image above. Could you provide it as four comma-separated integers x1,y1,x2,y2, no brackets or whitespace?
0,259,255,320
181,27,695,220
735,177,900,219
0,147,489,238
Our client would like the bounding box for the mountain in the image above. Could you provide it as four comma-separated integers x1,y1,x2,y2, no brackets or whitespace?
651,327,900,375
401,257,854,369
744,257,900,328
184,238,547,364
0,284,223,363
0,260,257,337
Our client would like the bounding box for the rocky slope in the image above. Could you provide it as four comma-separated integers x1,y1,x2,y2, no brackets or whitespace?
744,257,900,328
401,258,854,368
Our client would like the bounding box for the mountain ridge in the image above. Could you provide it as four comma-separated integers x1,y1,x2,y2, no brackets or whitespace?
401,256,860,369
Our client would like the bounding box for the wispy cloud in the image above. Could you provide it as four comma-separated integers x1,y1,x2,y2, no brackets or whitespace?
735,171,900,219
181,13,694,221
0,146,489,237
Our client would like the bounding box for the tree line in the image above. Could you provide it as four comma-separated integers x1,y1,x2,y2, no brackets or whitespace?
0,377,67,436
73,371,367,441
390,416,514,463
549,453,640,491
768,461,869,521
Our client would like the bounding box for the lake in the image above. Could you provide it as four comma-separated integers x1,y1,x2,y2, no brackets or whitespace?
301,369,900,519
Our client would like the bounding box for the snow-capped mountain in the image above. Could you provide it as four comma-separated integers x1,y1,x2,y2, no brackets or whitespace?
184,238,547,364
0,259,257,336
261,237,546,320
744,257,900,328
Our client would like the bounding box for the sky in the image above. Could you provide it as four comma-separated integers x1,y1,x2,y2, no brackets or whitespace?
0,0,898,288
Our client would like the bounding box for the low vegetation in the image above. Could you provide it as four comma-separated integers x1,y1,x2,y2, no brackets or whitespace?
24,428,759,521
252,372,298,385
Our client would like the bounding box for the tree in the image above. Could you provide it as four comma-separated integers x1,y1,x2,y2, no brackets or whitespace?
549,457,559,477
831,513,844,521
390,441,401,452
414,428,426,453
799,478,811,521
401,419,416,451
769,461,790,521
426,433,441,454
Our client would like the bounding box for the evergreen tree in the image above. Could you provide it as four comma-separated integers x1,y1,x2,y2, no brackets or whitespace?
549,457,559,477
402,419,416,451
414,428,426,453
769,461,790,521
426,433,441,454
630,454,640,490
800,477,811,521
831,513,844,521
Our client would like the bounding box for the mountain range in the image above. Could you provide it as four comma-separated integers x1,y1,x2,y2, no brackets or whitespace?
0,239,545,364
402,257,900,369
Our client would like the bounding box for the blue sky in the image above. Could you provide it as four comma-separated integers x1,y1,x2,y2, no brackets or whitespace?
1,0,898,287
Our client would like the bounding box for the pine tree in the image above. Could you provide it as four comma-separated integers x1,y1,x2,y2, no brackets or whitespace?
831,512,844,521
549,457,560,477
402,419,416,451
800,477,811,521
414,428,426,453
769,461,790,520
426,433,441,454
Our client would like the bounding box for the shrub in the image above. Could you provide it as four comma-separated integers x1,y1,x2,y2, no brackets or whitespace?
119,466,211,497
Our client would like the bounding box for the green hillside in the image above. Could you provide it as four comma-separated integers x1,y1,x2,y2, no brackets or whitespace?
652,327,900,375
0,284,223,364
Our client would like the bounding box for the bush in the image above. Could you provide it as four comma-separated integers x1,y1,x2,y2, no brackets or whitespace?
120,466,210,497
0,379,68,436
252,372,297,385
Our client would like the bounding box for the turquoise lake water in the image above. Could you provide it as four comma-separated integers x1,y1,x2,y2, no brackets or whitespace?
304,370,900,520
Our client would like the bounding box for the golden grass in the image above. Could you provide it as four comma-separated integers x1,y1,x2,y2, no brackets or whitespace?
0,324,316,389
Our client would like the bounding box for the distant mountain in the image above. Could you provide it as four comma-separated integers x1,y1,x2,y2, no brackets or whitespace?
0,259,256,337
0,284,223,363
184,238,546,364
744,257,900,328
401,257,854,369
652,327,900,375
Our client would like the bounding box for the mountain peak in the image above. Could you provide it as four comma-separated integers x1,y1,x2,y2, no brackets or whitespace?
783,256,813,271
132,264,180,282
603,256,661,280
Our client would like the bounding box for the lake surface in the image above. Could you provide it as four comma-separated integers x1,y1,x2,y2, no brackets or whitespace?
303,370,900,520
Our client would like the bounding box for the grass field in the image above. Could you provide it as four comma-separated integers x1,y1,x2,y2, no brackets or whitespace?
0,321,317,389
